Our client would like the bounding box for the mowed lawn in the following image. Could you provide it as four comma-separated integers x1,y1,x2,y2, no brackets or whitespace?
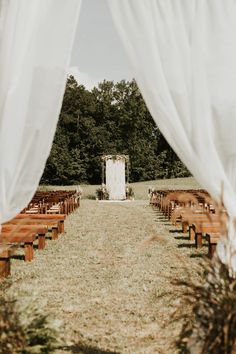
7,177,205,353
40,176,202,200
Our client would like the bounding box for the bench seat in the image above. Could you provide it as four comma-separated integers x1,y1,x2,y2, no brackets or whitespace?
0,231,37,262
0,244,18,277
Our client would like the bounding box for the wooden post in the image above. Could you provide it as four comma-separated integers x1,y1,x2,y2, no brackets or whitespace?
0,258,10,277
189,226,195,240
51,227,58,240
38,234,46,250
24,242,33,262
195,233,203,248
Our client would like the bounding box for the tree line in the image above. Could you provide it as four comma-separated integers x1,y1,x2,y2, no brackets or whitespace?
40,76,190,185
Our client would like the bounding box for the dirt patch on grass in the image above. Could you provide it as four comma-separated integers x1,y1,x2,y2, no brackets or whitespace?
6,198,206,353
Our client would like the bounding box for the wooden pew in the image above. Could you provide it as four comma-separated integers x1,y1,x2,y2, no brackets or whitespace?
192,222,222,248
4,219,59,240
1,225,47,250
0,244,17,277
24,190,79,215
0,230,37,262
206,233,220,257
181,213,225,239
180,210,208,233
15,214,66,233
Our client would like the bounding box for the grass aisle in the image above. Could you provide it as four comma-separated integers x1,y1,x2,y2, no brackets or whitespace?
8,199,204,354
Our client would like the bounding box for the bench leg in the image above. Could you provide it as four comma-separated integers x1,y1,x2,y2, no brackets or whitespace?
0,258,10,277
189,226,195,241
59,221,64,234
38,235,45,250
209,243,217,258
24,242,33,262
195,233,203,248
51,228,58,240
182,221,188,233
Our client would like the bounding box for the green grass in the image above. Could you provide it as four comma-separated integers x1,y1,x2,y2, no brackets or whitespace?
39,177,202,200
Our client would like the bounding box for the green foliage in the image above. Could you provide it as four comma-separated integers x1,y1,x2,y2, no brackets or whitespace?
175,257,236,354
96,185,109,200
126,185,134,199
0,288,60,354
41,76,190,185
0,295,25,353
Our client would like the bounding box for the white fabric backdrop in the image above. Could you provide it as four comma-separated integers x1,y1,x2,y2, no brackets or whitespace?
0,0,81,223
108,0,236,266
106,158,126,200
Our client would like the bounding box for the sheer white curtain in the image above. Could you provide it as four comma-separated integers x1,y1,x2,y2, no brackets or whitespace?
108,0,236,265
0,0,81,223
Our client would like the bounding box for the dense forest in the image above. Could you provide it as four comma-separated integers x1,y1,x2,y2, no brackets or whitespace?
40,76,190,185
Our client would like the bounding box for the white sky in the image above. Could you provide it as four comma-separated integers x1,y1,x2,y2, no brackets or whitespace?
69,0,133,89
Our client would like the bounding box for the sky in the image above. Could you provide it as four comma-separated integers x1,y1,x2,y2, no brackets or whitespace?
69,0,133,90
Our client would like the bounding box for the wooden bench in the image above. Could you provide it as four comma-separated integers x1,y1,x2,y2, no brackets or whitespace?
181,214,225,240
1,232,36,262
4,219,59,240
192,222,222,248
24,190,78,215
180,211,209,233
1,225,47,250
0,230,37,262
15,214,66,233
0,244,17,277
206,233,220,257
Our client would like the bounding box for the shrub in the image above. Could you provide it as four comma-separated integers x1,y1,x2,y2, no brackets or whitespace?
0,287,60,354
175,256,236,354
96,185,109,200
126,185,134,199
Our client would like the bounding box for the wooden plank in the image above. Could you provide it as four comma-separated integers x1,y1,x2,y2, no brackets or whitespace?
206,233,221,257
4,220,59,238
0,231,37,262
0,245,18,277
192,222,221,248
14,214,65,233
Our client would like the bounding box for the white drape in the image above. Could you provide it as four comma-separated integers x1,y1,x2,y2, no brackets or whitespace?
106,158,126,200
108,0,236,263
0,0,81,223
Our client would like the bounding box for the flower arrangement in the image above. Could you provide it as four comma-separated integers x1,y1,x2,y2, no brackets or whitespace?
96,184,109,200
126,185,134,200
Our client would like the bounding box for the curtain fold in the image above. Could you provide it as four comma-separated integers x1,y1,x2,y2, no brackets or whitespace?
0,0,81,223
108,0,236,264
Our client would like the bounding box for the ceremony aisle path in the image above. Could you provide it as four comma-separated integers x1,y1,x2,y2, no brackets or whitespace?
8,199,204,354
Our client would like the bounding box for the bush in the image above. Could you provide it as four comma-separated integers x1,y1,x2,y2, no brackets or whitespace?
96,185,109,200
126,185,134,199
0,287,60,354
175,256,236,354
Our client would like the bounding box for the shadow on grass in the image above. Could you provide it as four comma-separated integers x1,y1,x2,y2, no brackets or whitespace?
178,243,196,249
156,216,167,220
153,218,167,223
12,254,25,261
61,343,121,354
169,229,184,234
174,236,189,240
190,254,205,258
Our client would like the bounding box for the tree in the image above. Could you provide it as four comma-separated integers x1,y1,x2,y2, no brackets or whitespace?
40,76,191,185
